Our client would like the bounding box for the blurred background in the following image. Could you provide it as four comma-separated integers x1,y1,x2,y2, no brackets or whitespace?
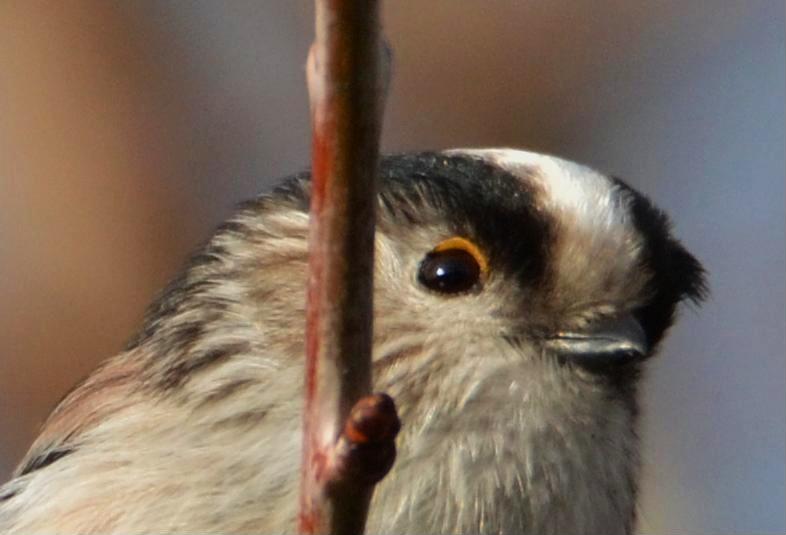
0,1,783,533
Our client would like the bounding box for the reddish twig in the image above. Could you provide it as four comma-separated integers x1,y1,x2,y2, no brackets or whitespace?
299,2,393,535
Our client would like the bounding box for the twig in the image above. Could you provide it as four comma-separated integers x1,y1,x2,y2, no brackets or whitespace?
298,2,392,534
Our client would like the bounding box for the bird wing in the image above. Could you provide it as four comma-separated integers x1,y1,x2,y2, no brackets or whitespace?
12,351,145,479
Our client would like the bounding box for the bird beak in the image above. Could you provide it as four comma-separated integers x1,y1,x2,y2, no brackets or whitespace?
544,314,648,370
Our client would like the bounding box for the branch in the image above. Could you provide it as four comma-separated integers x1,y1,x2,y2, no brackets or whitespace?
299,2,395,535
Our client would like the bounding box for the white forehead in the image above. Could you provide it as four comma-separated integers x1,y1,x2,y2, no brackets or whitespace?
445,148,633,232
446,149,646,308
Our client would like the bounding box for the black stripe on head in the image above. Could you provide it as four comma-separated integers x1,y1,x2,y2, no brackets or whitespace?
269,152,554,286
613,177,708,347
378,152,554,285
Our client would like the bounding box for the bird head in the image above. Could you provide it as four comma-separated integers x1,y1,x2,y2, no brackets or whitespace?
2,149,706,535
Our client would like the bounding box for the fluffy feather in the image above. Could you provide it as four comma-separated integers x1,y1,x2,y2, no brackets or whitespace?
0,149,705,534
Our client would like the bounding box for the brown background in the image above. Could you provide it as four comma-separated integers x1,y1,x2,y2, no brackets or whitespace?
1,2,783,533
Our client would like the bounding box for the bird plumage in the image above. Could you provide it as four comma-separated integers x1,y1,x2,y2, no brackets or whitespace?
0,149,705,534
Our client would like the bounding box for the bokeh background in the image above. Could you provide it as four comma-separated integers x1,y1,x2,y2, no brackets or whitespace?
1,2,783,533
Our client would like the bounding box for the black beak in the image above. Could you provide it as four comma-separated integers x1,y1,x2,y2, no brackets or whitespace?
544,314,648,372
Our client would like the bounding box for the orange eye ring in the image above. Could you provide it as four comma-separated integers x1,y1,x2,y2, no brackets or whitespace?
417,236,489,295
432,236,489,277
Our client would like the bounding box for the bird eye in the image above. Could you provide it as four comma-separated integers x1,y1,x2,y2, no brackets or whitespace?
417,237,488,295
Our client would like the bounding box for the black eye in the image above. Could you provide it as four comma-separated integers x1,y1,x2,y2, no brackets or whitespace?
418,237,487,295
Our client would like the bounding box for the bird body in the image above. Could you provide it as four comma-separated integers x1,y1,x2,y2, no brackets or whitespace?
0,149,705,534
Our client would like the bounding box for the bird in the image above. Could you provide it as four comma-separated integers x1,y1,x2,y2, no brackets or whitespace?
0,149,706,534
